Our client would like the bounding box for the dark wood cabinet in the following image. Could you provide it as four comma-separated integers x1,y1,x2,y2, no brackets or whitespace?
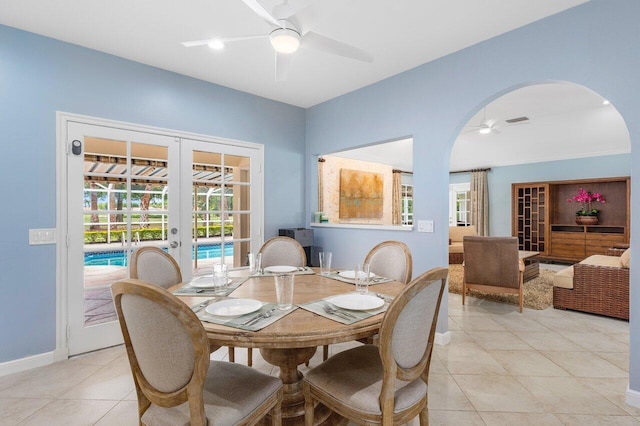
512,177,629,262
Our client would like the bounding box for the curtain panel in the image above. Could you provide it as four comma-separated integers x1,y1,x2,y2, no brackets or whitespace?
470,170,489,236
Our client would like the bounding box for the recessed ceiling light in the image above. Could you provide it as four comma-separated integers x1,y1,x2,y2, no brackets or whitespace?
208,39,225,50
603,100,610,105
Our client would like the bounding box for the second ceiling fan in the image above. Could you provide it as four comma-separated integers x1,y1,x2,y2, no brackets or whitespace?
182,0,374,81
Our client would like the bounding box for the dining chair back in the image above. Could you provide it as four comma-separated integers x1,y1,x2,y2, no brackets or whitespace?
364,240,413,284
462,235,524,312
303,267,449,426
112,279,283,426
259,236,307,267
130,246,182,289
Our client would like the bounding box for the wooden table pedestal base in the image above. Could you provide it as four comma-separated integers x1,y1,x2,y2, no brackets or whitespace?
260,347,340,425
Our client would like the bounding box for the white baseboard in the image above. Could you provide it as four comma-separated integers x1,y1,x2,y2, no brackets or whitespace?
435,331,451,345
626,384,640,409
0,348,68,377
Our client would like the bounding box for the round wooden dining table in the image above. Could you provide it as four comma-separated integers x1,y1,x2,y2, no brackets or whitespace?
175,270,405,425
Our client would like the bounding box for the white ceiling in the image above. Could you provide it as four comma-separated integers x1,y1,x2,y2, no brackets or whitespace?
450,83,630,171
3,1,628,171
0,0,588,108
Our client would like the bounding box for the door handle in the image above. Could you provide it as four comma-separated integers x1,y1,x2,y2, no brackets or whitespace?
170,241,179,248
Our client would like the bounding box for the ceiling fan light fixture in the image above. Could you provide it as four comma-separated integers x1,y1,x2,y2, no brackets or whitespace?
270,28,300,54
479,126,491,134
208,39,225,50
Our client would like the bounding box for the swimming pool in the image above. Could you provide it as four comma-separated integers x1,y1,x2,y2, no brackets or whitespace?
84,243,234,267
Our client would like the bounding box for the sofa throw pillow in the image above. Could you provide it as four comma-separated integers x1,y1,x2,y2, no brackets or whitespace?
620,248,631,268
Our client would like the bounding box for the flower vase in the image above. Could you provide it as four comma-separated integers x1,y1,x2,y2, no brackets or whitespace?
575,215,598,225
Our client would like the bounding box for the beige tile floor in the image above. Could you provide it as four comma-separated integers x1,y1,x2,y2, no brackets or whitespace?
1,292,637,425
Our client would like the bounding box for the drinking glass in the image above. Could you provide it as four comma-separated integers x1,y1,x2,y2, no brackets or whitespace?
355,263,370,294
274,273,295,310
248,252,262,275
319,252,332,275
213,264,229,295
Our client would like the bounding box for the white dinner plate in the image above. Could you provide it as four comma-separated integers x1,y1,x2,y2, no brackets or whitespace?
330,294,384,311
264,265,298,273
205,299,262,316
189,276,233,288
337,270,377,280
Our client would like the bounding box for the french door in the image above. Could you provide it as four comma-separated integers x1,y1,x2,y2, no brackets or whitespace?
62,116,262,355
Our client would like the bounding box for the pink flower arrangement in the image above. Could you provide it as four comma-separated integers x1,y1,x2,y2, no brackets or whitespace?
567,188,606,216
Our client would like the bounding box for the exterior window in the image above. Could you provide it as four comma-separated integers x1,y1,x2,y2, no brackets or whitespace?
401,184,413,225
449,183,471,226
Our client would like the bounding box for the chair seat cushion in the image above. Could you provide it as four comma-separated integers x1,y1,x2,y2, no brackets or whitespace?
304,345,426,415
142,360,281,426
553,266,574,289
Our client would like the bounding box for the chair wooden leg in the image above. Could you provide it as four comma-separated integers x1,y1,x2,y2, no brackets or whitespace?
303,387,314,426
248,348,253,367
519,286,523,313
462,281,466,305
229,346,235,362
419,406,429,426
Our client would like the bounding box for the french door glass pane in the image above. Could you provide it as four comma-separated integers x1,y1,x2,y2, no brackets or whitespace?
191,150,251,274
83,139,169,326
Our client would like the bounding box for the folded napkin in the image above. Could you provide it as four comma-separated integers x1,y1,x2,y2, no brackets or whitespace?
172,276,249,296
298,293,390,324
252,266,315,277
323,271,394,286
197,301,297,331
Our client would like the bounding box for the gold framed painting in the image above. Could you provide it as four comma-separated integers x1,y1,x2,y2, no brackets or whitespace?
339,169,383,219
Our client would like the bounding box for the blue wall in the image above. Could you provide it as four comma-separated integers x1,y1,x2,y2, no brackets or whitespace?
306,0,640,391
451,154,631,237
0,25,305,361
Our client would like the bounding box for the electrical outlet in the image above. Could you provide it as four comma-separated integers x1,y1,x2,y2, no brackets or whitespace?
417,220,434,233
29,228,56,245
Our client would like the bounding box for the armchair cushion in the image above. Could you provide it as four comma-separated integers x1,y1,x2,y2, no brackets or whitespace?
620,248,631,268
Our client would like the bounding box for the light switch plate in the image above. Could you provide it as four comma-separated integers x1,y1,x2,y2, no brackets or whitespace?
417,220,434,233
29,228,56,245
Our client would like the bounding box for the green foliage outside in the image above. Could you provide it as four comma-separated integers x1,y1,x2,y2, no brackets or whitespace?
84,224,234,244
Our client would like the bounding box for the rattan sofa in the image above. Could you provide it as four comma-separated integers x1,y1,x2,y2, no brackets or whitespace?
553,248,630,320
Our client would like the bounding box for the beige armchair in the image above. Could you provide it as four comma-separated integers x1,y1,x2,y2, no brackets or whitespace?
449,225,477,264
462,236,524,312
258,236,307,268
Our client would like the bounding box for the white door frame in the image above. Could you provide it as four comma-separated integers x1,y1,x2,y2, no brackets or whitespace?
56,112,264,357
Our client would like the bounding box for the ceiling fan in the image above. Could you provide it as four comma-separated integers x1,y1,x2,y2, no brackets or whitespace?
181,0,374,81
463,108,501,135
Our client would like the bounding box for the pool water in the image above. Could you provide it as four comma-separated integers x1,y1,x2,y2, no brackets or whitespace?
84,243,233,267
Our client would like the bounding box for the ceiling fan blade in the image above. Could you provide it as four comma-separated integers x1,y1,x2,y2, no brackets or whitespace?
181,35,267,48
241,0,284,28
275,52,292,82
491,128,501,134
302,31,373,63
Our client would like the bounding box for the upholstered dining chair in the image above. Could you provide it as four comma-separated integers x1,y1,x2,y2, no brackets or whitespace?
258,236,307,268
462,236,525,313
317,240,413,362
303,267,449,426
239,236,307,367
130,246,182,289
130,246,221,354
365,240,413,285
112,279,283,426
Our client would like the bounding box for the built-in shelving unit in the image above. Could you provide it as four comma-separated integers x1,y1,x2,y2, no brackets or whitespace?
512,177,630,262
